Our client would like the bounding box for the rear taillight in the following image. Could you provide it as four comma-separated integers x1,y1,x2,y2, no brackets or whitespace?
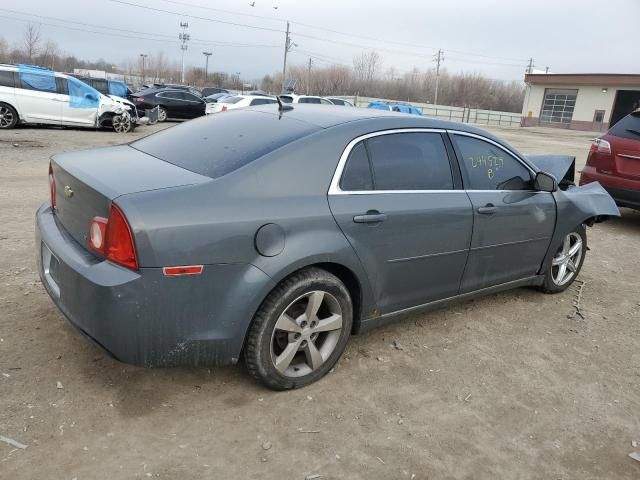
89,204,138,270
133,97,144,103
48,162,56,210
589,138,611,155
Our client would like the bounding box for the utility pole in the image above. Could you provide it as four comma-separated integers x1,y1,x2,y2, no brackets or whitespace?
433,48,444,106
179,22,190,84
281,21,297,92
203,51,212,84
526,57,535,74
306,57,313,95
139,53,148,84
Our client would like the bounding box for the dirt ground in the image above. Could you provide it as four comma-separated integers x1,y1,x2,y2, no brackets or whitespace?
1,121,639,480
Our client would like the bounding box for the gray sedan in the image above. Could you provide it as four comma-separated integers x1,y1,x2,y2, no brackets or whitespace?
36,105,619,389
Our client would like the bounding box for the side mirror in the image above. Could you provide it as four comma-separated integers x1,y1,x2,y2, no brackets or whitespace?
534,171,557,192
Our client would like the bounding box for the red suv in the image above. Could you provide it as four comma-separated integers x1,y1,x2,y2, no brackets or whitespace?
580,111,640,210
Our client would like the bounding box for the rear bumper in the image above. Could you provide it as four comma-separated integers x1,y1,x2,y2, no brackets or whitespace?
35,204,276,367
580,168,640,210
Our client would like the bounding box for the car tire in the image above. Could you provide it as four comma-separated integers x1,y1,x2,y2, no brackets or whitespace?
0,103,19,129
112,113,133,133
157,106,168,122
244,267,353,390
540,225,587,294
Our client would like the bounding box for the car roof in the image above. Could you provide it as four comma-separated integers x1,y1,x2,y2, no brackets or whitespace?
242,103,492,133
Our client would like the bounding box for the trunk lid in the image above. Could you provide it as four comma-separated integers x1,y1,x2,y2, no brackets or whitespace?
612,136,640,179
51,145,210,248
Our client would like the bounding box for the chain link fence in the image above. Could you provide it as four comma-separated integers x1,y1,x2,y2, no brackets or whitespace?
336,96,522,127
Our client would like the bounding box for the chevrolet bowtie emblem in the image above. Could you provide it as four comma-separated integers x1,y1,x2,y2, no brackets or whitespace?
64,185,74,198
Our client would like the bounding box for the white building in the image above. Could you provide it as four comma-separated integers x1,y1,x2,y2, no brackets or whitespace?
521,73,640,132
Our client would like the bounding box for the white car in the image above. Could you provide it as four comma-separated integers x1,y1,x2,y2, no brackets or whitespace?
325,97,355,107
206,94,278,114
278,94,334,105
0,64,138,133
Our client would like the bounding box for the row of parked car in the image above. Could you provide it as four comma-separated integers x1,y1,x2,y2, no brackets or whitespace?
0,63,144,133
0,62,426,133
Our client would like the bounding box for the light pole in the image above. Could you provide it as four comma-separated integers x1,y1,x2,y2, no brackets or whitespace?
203,51,212,85
179,22,190,84
139,53,148,85
236,72,242,93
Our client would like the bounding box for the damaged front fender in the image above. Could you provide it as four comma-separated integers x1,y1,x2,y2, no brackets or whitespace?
540,182,620,273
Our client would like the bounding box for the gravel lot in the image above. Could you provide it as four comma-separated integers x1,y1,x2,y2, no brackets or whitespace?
1,121,639,479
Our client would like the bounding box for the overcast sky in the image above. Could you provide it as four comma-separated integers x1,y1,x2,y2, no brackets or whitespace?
1,0,637,82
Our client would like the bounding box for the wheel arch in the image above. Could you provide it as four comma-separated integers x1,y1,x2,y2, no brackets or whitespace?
239,259,371,360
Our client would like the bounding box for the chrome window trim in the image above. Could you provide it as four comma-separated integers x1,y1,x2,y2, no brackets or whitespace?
329,128,539,196
328,128,448,195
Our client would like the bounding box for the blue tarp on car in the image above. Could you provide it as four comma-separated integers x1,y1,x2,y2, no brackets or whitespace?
68,77,100,109
17,64,56,92
108,80,128,98
368,101,423,116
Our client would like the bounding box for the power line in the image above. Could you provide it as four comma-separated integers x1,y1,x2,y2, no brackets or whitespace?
106,0,286,33
150,0,526,63
445,56,526,68
0,9,280,48
107,0,531,66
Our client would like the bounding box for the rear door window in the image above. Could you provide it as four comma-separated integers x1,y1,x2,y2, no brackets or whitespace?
340,142,373,191
608,113,640,141
0,70,16,87
339,132,453,191
453,134,532,190
367,133,453,190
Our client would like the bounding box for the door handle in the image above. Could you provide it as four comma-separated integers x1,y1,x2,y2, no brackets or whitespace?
477,204,497,215
353,211,387,224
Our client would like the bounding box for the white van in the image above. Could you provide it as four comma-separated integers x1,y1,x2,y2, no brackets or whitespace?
0,64,138,133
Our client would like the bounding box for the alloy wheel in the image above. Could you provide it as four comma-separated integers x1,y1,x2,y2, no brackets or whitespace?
551,232,583,286
158,108,167,122
0,106,14,128
270,290,343,378
112,114,131,133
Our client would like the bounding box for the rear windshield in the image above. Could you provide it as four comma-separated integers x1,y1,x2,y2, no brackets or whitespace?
222,96,243,104
609,113,640,141
131,110,320,179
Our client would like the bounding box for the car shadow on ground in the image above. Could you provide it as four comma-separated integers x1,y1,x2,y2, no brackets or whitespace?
60,283,544,416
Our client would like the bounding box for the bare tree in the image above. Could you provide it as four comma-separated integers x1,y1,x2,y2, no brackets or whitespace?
0,37,8,63
23,24,41,61
40,40,58,69
353,50,381,83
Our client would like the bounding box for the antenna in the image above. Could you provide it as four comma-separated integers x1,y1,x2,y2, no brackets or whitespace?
276,95,294,113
